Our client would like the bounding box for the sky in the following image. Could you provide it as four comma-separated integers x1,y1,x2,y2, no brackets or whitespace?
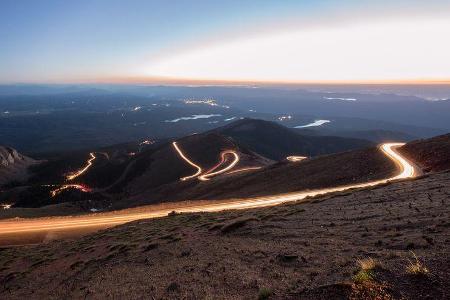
1,0,450,84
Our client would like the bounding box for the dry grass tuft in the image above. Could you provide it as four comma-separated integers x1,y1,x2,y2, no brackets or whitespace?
353,257,379,283
357,257,378,271
406,252,429,276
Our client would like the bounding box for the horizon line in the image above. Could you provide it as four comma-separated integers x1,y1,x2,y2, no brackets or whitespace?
2,76,450,86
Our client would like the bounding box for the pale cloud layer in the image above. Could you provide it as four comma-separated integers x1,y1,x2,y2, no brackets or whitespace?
144,18,450,82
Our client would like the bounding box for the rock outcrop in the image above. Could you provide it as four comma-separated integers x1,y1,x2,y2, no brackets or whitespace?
0,146,37,185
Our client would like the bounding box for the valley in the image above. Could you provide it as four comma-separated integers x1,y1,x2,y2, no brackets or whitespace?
0,137,422,245
0,92,449,300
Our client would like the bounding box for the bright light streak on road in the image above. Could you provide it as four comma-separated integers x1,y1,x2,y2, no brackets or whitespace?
226,166,262,175
0,143,420,241
172,142,203,181
381,143,416,179
198,150,240,181
286,156,308,162
172,142,240,181
66,153,96,180
1,204,11,210
50,184,91,197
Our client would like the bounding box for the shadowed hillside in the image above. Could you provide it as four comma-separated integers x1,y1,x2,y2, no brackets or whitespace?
399,133,450,172
214,119,374,160
120,131,271,206
127,146,397,206
0,146,39,186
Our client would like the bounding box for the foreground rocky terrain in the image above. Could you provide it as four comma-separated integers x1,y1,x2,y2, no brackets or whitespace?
1,169,449,299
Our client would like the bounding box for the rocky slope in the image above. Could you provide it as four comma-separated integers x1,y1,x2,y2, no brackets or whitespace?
0,146,37,186
0,170,448,299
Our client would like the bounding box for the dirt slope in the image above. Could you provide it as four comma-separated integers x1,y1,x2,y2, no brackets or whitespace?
1,170,449,299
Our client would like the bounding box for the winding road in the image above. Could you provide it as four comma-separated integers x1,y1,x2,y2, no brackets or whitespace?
172,141,203,181
0,143,420,245
173,142,242,181
66,152,96,181
49,152,98,196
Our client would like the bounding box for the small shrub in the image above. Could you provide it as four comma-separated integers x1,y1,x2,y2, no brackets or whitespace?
406,252,429,276
352,257,379,283
258,287,272,300
357,257,378,271
352,271,374,283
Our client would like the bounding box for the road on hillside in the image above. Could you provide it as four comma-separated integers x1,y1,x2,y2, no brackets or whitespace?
0,143,420,245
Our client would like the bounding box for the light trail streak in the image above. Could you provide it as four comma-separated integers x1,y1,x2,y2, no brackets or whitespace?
198,150,240,181
226,166,262,175
172,141,241,181
1,204,11,210
286,156,308,162
49,184,91,197
66,153,96,181
172,142,203,181
0,143,420,239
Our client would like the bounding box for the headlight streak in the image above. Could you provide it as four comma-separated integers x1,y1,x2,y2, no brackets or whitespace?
172,142,241,181
47,184,92,197
286,156,308,162
66,152,96,181
0,143,419,237
172,141,203,181
198,150,240,181
225,166,262,175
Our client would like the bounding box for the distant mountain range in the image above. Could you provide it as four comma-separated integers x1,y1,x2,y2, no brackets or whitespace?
2,84,448,127
1,89,446,155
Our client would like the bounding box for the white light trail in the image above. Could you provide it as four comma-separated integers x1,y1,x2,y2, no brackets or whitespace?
172,141,203,181
66,153,96,181
286,156,307,162
198,151,240,181
0,143,420,239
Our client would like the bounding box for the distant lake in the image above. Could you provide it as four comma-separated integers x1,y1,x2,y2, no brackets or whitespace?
294,119,331,128
164,114,222,123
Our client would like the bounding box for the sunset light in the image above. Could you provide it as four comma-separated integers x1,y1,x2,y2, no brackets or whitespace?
145,18,450,83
